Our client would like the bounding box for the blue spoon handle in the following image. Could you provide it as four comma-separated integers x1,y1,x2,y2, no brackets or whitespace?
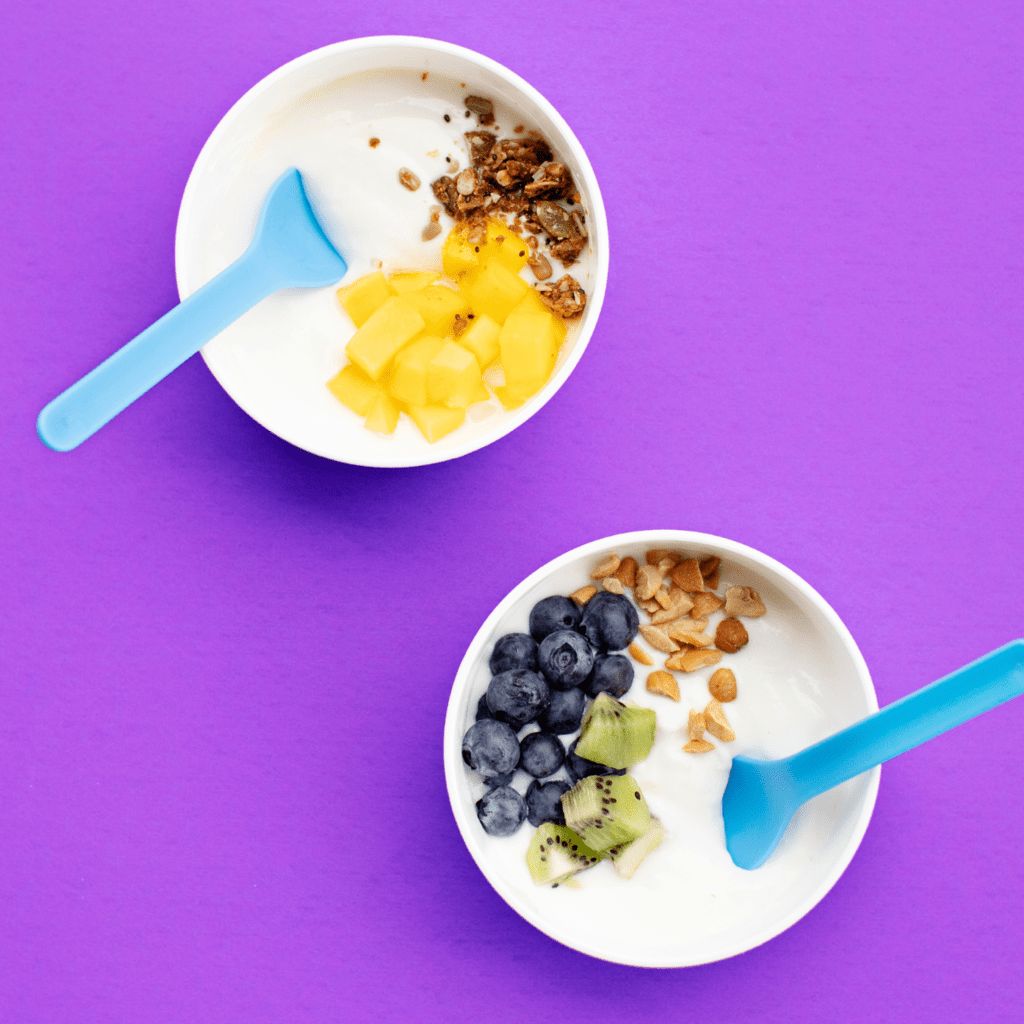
37,246,279,452
787,639,1024,805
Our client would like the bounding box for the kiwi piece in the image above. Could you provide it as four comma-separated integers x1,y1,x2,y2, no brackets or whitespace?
526,823,604,886
607,817,666,879
561,773,651,854
574,692,656,769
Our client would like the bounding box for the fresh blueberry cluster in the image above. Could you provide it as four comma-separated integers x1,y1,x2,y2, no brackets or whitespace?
462,590,640,836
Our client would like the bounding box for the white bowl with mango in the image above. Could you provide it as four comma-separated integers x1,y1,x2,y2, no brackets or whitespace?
175,37,608,466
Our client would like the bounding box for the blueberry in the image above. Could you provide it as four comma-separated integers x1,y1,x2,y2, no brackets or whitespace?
475,694,493,721
538,629,595,690
476,786,527,836
537,687,588,734
525,779,570,827
486,669,550,728
564,737,627,784
518,732,566,778
489,633,539,675
485,771,516,789
462,718,520,778
584,653,634,698
528,595,582,642
578,592,639,651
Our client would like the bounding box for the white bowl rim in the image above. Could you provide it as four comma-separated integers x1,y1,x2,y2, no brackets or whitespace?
443,529,881,967
173,35,609,468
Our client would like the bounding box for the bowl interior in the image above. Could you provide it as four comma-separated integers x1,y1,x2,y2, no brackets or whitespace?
175,37,607,466
444,531,879,967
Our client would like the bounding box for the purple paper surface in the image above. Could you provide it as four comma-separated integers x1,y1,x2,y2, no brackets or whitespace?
2,0,1022,1020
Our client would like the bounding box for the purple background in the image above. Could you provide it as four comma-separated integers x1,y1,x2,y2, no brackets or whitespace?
2,1,1022,1020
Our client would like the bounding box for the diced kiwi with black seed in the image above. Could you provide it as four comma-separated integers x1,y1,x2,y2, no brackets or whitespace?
561,773,651,854
526,823,604,886
574,692,656,769
607,816,666,879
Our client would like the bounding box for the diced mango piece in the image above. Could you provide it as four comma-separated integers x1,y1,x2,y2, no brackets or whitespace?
428,341,483,409
326,363,381,416
499,297,564,398
407,404,466,443
469,261,530,325
388,271,440,295
469,381,492,405
336,272,391,328
483,220,529,275
493,385,531,411
345,297,425,381
399,285,470,336
442,228,480,279
388,335,446,407
458,313,501,369
364,391,399,434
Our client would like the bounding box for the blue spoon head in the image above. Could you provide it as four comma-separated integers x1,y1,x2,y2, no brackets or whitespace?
250,168,348,288
722,755,797,870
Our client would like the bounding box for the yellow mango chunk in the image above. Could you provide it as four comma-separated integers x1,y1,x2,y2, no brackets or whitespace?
499,297,564,398
408,404,466,443
442,228,479,279
457,313,501,369
388,334,446,407
336,272,391,328
469,381,491,405
483,220,529,275
400,285,470,336
427,341,483,409
345,297,425,381
441,219,529,279
388,271,440,295
364,391,399,434
469,261,530,325
327,363,381,416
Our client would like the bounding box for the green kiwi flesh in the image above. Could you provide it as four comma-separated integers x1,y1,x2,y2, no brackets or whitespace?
561,773,652,854
607,817,666,879
575,693,656,769
526,824,604,886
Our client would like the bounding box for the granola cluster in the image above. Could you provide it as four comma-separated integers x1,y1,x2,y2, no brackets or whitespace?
432,96,589,319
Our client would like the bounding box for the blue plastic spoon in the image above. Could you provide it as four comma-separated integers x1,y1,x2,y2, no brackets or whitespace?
723,638,1024,870
37,168,347,451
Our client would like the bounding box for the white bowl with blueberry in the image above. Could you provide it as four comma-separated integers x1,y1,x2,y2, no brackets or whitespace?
444,530,879,967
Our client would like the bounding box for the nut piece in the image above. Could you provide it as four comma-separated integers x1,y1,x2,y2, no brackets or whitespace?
527,253,552,280
687,709,706,740
650,589,695,624
683,739,715,754
699,555,720,580
708,668,737,702
690,591,725,619
646,670,680,701
703,569,720,590
653,588,673,610
601,577,625,595
639,623,678,653
590,554,621,579
723,586,767,618
570,585,597,607
456,168,478,195
421,221,442,241
704,699,735,742
636,597,661,614
628,642,654,666
666,649,723,673
614,557,638,588
398,167,421,191
715,617,749,654
669,558,705,593
634,564,664,601
667,628,712,648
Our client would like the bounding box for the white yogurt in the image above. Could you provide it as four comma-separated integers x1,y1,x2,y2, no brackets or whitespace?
452,543,878,966
183,69,593,455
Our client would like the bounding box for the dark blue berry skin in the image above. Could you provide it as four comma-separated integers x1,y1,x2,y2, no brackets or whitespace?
538,629,595,690
578,592,640,651
462,718,520,778
518,732,566,778
485,771,516,789
537,687,588,734
476,786,527,836
489,633,539,675
486,670,550,728
525,779,570,827
584,653,634,698
475,694,494,721
564,737,627,784
528,595,582,642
